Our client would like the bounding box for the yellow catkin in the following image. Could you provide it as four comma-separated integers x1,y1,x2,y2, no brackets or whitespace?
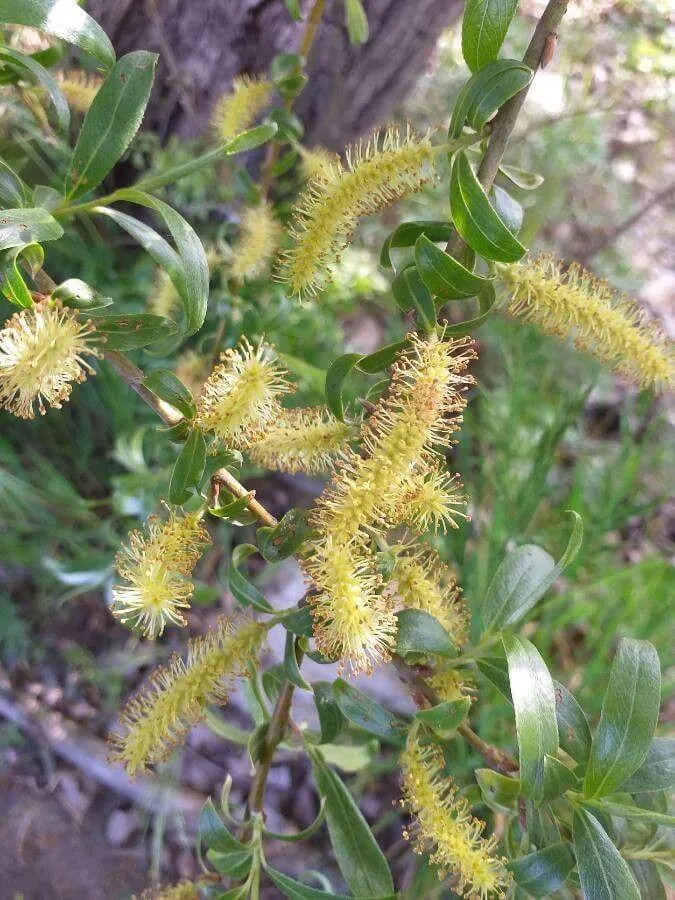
279,125,435,297
149,269,180,319
400,728,510,898
500,255,674,391
137,882,200,900
248,406,353,474
211,75,273,142
111,616,265,775
428,665,475,704
112,512,210,639
230,202,282,281
195,337,292,448
399,467,469,534
297,144,340,181
0,302,100,419
387,546,469,646
56,69,102,112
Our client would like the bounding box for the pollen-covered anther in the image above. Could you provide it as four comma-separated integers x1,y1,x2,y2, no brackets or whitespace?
0,302,101,419
195,337,292,448
500,254,674,392
398,467,469,533
110,616,265,775
400,728,511,898
279,125,436,298
230,202,282,281
248,406,354,474
211,75,273,142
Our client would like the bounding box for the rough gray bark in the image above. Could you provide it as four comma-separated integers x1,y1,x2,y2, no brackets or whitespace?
89,0,462,148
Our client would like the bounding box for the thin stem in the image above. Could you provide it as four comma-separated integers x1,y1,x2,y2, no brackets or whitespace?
299,0,327,59
211,469,277,528
247,678,296,817
104,350,183,425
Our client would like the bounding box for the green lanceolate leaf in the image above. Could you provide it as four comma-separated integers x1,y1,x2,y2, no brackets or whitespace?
224,121,278,154
357,340,408,374
228,544,273,613
580,796,675,828
619,737,675,794
395,609,458,659
467,63,532,131
629,861,666,900
92,312,178,350
553,681,592,767
333,678,406,741
282,605,314,637
308,748,395,898
476,655,512,701
504,634,558,801
584,638,661,798
257,508,315,562
168,429,206,505
380,220,455,270
266,867,350,900
0,159,29,206
0,0,115,69
391,265,436,331
450,150,527,262
416,698,471,736
573,808,640,900
449,59,529,139
509,842,576,898
143,369,195,419
541,754,577,801
0,207,63,251
51,278,112,311
462,0,520,72
490,184,523,234
1,243,43,307
482,511,583,633
344,0,369,45
414,234,489,300
313,681,345,744
284,631,310,691
325,352,362,422
475,768,520,812
66,52,157,199
0,46,69,134
499,162,544,190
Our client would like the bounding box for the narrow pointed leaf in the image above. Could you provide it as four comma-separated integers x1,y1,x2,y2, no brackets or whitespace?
554,681,592,767
620,737,675,794
414,234,489,299
0,46,69,133
573,808,640,900
0,207,63,251
92,313,177,350
168,429,206,505
509,842,576,898
462,0,520,72
333,678,406,741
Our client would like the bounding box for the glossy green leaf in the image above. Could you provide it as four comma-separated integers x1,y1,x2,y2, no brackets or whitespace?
475,768,520,812
580,796,675,828
66,52,156,199
224,122,278,155
208,847,253,879
312,682,345,744
208,493,255,524
490,184,523,234
198,799,247,854
443,280,497,335
1,243,43,308
0,207,63,251
282,605,314,637
509,842,576,898
344,0,369,45
266,867,350,900
284,632,310,691
414,233,489,299
391,265,436,330
554,681,592,767
228,544,273,613
573,808,640,900
263,802,327,844
168,429,206,505
92,312,177,350
462,0,520,72
356,340,408,374
257,508,315,562
620,737,675,794
629,861,666,900
526,801,561,848
450,150,527,262
395,609,458,659
0,45,69,133
0,159,28,206
499,162,544,190
324,352,362,422
449,59,526,139
476,655,512,701
0,0,115,69
467,63,532,130
482,511,583,633
504,634,558,801
51,278,112,311
416,698,470,736
333,678,406,741
308,748,395,898
380,220,455,270
143,369,195,419
584,638,661,798
541,754,577,801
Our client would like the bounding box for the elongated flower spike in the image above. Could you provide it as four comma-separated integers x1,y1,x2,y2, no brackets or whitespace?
400,727,510,898
56,69,102,112
195,337,292,448
112,511,210,639
248,406,354,474
111,615,265,775
0,302,100,419
211,74,273,142
297,144,340,181
400,467,469,534
500,254,674,392
279,125,435,298
230,202,282,281
386,545,469,647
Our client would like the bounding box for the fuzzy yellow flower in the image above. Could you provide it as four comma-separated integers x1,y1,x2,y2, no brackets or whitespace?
195,338,291,448
0,302,100,419
428,665,475,704
56,69,102,112
112,512,210,639
230,202,282,281
500,255,674,391
297,144,340,181
111,616,265,775
248,406,353,474
387,546,469,646
399,467,468,534
400,728,510,898
279,125,435,297
212,75,273,142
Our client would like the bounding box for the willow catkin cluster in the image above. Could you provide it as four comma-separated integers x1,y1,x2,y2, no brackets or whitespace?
195,337,291,448
499,255,674,391
400,728,510,898
111,616,265,775
211,75,273,142
56,69,102,112
112,511,210,639
230,202,282,281
0,302,100,419
248,406,353,474
304,333,475,674
279,125,435,298
397,466,468,534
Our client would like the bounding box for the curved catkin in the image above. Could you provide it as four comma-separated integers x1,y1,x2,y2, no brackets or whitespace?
400,728,510,898
230,202,282,281
279,125,435,298
500,255,674,391
110,616,265,775
211,75,273,141
248,406,354,474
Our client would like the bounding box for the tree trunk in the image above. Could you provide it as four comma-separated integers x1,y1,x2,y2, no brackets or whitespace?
89,0,462,149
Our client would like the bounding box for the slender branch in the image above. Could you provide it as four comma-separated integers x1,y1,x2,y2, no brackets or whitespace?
246,677,297,820
299,0,327,59
105,350,183,425
211,468,278,528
